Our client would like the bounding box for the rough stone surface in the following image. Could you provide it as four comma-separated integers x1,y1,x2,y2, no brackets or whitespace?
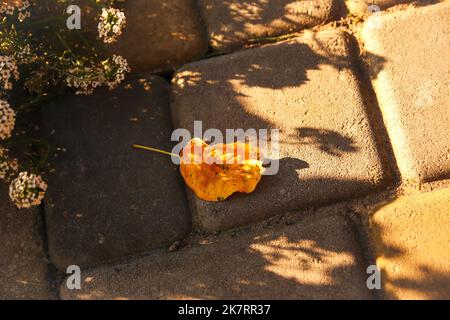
362,2,450,182
370,188,450,299
106,0,208,72
61,213,373,300
198,0,340,51
0,185,51,299
171,30,387,233
39,76,191,270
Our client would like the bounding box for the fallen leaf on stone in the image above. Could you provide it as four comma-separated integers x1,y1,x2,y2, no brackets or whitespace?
133,138,263,202
179,138,263,202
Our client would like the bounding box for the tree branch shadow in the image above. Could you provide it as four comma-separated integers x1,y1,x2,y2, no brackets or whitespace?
367,196,450,300
199,0,341,51
293,127,359,156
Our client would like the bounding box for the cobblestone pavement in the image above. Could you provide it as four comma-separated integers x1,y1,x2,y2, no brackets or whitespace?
1,0,449,299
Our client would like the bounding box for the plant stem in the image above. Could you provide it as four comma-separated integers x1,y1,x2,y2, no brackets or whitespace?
17,93,61,113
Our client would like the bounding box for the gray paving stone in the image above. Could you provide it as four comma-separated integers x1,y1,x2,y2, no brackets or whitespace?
198,0,340,51
106,0,208,72
0,185,51,299
39,75,191,270
362,2,450,182
171,30,387,233
60,213,373,300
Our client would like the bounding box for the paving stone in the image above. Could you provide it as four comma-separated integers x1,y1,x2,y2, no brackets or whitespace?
361,2,450,182
171,30,387,233
106,0,208,72
344,0,423,15
0,184,51,299
198,0,340,51
39,75,191,270
370,188,450,299
37,0,208,73
61,213,373,299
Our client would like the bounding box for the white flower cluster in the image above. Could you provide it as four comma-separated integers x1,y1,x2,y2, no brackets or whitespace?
16,44,33,64
0,147,18,182
0,101,46,209
66,55,130,95
0,55,20,90
98,7,126,44
0,99,16,140
102,54,130,90
0,0,31,22
9,171,47,209
66,66,102,96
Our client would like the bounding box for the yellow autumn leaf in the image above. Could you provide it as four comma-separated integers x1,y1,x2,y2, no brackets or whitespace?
179,138,263,202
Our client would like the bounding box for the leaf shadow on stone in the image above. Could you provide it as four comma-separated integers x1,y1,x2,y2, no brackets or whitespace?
69,209,376,299
65,187,449,300
294,127,359,157
386,264,450,300
367,196,450,300
175,39,355,93
363,51,387,81
172,32,391,228
199,0,340,51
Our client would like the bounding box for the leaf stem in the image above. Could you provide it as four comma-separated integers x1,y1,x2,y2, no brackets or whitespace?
132,144,179,158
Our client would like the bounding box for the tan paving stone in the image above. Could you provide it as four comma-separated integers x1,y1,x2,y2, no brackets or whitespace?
0,185,51,299
344,0,427,15
370,188,450,299
171,30,387,233
361,2,450,182
198,0,340,51
61,213,373,300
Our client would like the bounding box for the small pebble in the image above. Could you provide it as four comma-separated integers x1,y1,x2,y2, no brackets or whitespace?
169,241,181,252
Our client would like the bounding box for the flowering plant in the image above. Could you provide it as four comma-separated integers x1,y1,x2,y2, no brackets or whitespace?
0,0,129,208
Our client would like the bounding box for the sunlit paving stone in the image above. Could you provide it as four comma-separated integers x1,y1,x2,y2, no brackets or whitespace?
370,188,450,299
198,0,340,51
362,1,450,182
60,214,373,300
344,0,420,16
39,76,191,270
171,30,388,232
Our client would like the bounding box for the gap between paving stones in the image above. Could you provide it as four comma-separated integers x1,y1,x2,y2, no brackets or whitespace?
36,203,61,299
344,31,402,184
